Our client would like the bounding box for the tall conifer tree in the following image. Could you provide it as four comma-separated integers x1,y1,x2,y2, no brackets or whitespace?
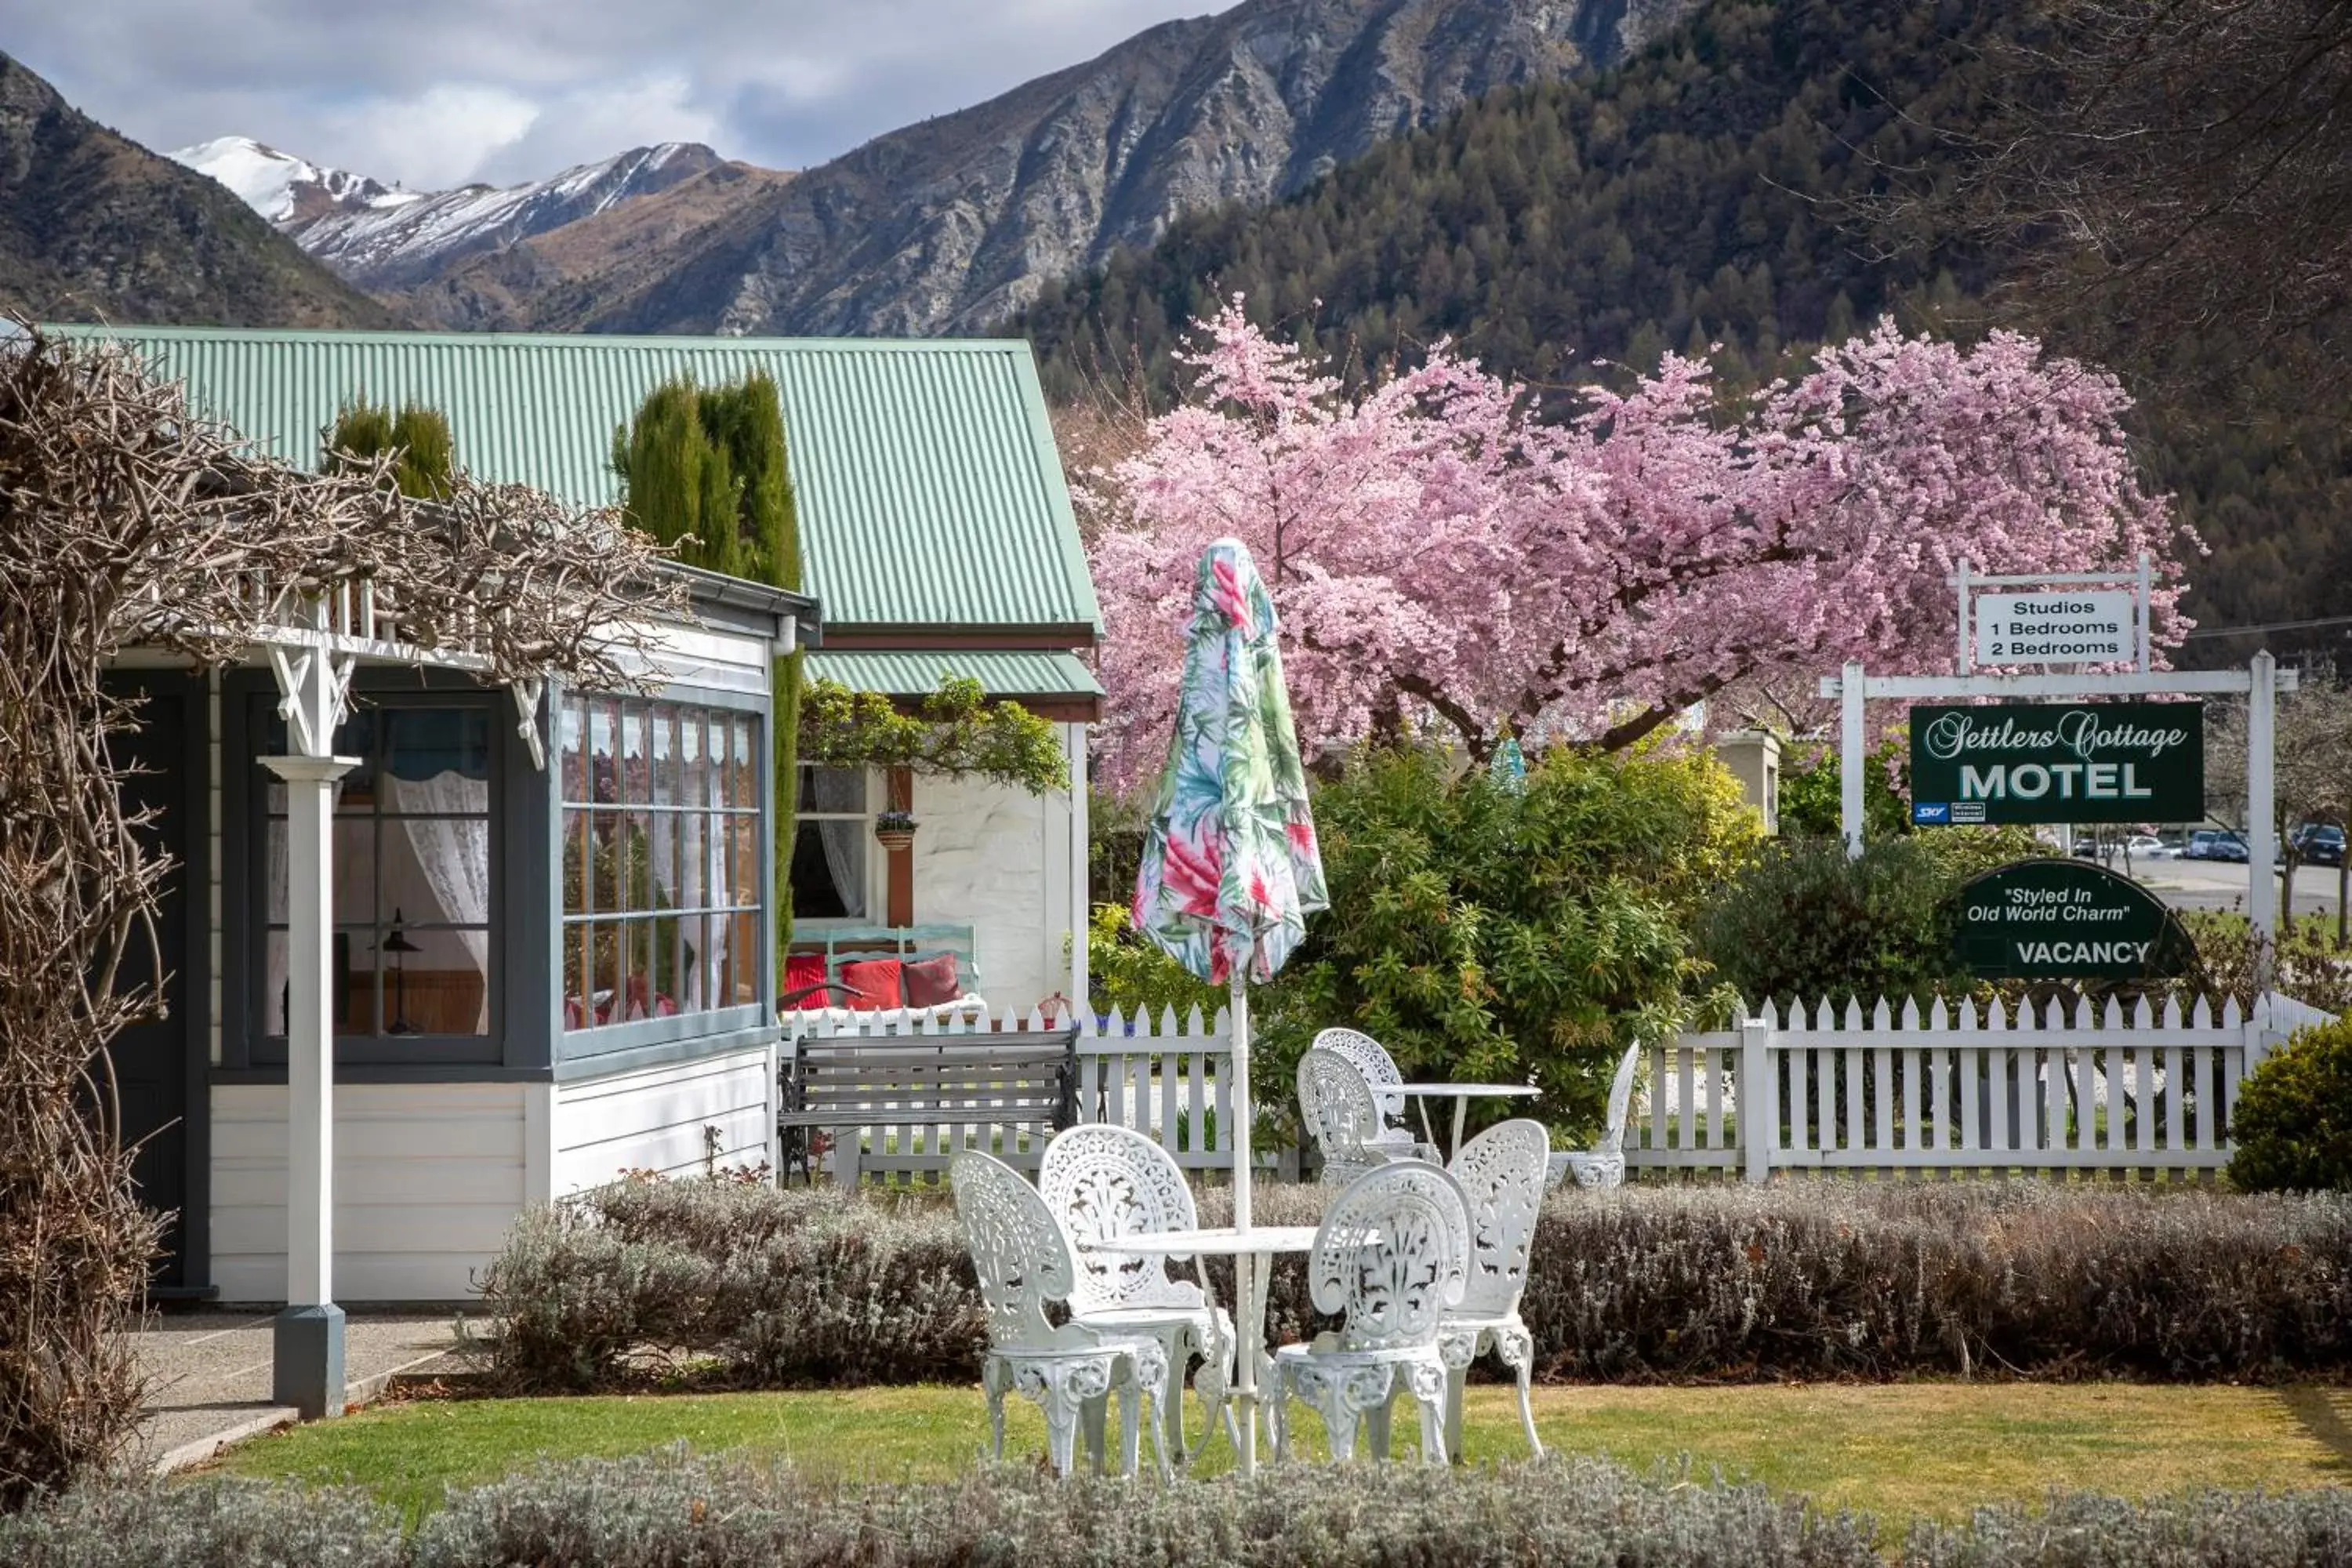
614,372,806,959
325,399,456,499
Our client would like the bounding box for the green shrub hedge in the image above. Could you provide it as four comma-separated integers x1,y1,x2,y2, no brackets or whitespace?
471,1176,2352,1390
2230,1015,2352,1192
7,1456,2350,1567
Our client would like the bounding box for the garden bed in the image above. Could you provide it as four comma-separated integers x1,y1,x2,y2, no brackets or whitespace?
470,1176,2352,1391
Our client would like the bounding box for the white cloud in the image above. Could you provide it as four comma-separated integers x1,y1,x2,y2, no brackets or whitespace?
311,85,541,191
9,0,1222,191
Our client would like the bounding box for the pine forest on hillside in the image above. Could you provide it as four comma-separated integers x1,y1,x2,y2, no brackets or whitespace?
1016,0,2352,667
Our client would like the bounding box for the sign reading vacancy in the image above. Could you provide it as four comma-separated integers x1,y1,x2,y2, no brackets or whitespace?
1975,590,2136,665
1955,858,2195,979
1909,701,2203,825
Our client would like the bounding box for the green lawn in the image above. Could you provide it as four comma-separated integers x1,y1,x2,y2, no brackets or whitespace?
211,1381,2352,1525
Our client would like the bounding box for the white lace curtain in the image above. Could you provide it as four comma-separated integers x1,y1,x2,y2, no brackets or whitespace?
387,771,492,1033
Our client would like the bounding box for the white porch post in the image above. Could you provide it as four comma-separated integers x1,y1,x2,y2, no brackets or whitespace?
261,622,357,1421
2247,649,2278,996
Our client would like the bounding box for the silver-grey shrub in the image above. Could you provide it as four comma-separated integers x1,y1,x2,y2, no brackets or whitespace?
408,1450,1883,1568
8,1461,2351,1566
0,1479,401,1567
472,1175,2352,1388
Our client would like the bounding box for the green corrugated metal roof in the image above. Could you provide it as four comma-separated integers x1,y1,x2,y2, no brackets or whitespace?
804,649,1102,700
53,326,1100,636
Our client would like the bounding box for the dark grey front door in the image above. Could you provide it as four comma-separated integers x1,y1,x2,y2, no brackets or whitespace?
101,673,210,1297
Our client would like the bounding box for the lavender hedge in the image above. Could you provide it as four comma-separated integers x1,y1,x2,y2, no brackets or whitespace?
468,1176,2352,1391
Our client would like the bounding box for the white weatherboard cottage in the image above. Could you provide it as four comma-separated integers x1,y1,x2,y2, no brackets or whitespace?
68,328,1101,1333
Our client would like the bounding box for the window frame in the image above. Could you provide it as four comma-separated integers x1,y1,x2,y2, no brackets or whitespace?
224,677,515,1071
550,677,775,1073
789,762,877,927
557,693,765,1034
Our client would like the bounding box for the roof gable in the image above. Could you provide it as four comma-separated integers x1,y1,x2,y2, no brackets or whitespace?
54,327,1101,638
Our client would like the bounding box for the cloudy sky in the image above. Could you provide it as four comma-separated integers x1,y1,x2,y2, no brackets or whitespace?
13,0,1218,190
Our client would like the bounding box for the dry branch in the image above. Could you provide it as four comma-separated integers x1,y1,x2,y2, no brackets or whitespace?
0,323,677,1504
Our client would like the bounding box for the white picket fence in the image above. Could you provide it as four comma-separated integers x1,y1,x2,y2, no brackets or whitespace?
789,1004,1236,1183
790,992,2332,1185
1629,993,2331,1181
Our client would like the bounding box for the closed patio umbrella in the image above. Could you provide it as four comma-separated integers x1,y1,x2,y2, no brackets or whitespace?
1132,538,1327,1468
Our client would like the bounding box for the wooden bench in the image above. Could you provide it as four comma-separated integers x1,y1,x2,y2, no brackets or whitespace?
777,1028,1079,1185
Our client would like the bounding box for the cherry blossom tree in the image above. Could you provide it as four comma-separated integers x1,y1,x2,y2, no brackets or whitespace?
1084,299,2196,792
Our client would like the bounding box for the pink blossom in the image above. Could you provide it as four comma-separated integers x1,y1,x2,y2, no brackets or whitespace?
1085,302,2195,791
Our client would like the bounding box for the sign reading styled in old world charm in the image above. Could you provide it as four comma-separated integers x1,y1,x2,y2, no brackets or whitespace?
1954,858,2196,980
1908,701,2203,826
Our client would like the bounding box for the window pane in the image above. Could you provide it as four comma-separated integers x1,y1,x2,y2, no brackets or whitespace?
804,765,865,815
644,811,679,913
650,703,679,806
588,699,619,804
681,710,710,810
622,810,656,916
334,818,374,925
562,810,591,916
335,751,379,817
725,911,759,1005
559,697,588,804
789,819,865,920
676,810,706,913
383,815,489,929
562,920,598,1031
729,717,757,807
384,707,487,785
589,811,623,913
620,702,648,805
264,929,288,1035
677,913,709,1013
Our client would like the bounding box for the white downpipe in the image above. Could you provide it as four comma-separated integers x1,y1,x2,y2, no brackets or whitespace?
1068,726,1090,1025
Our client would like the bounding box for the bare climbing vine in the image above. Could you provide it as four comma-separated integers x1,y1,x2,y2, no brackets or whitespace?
0,325,676,1504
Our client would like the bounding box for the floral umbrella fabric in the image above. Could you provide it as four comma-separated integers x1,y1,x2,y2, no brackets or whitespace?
1131,538,1328,984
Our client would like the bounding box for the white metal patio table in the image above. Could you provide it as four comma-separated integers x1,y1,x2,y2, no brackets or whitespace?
1076,1225,1319,1476
1390,1083,1541,1160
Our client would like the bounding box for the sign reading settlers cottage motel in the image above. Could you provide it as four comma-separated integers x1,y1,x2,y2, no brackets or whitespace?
1908,701,2204,826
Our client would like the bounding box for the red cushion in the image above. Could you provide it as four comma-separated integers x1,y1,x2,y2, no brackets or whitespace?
902,952,960,1007
837,957,903,1011
784,954,827,996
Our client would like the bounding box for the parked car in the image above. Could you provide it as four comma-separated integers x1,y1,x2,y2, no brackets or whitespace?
2123,833,2165,859
2186,829,2251,862
2291,823,2347,866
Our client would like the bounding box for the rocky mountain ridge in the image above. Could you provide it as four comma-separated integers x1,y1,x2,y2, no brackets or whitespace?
181,0,1697,336
0,55,392,328
175,137,730,293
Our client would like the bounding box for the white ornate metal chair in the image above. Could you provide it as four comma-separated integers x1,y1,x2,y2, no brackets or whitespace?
1549,1041,1642,1190
1298,1047,1438,1185
1038,1123,1237,1464
1311,1027,1430,1150
1270,1160,1468,1465
1442,1118,1549,1457
949,1149,1172,1479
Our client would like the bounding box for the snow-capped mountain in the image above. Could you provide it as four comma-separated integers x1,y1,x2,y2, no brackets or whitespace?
176,138,724,292
171,136,418,226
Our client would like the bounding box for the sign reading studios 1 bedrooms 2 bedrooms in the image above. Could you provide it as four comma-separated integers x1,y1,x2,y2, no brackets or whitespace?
1908,702,2204,826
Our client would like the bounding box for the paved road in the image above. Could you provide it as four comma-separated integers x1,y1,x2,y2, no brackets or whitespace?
2104,854,2350,916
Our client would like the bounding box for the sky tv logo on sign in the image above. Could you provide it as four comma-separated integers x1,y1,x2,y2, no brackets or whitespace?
1907,701,2204,826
